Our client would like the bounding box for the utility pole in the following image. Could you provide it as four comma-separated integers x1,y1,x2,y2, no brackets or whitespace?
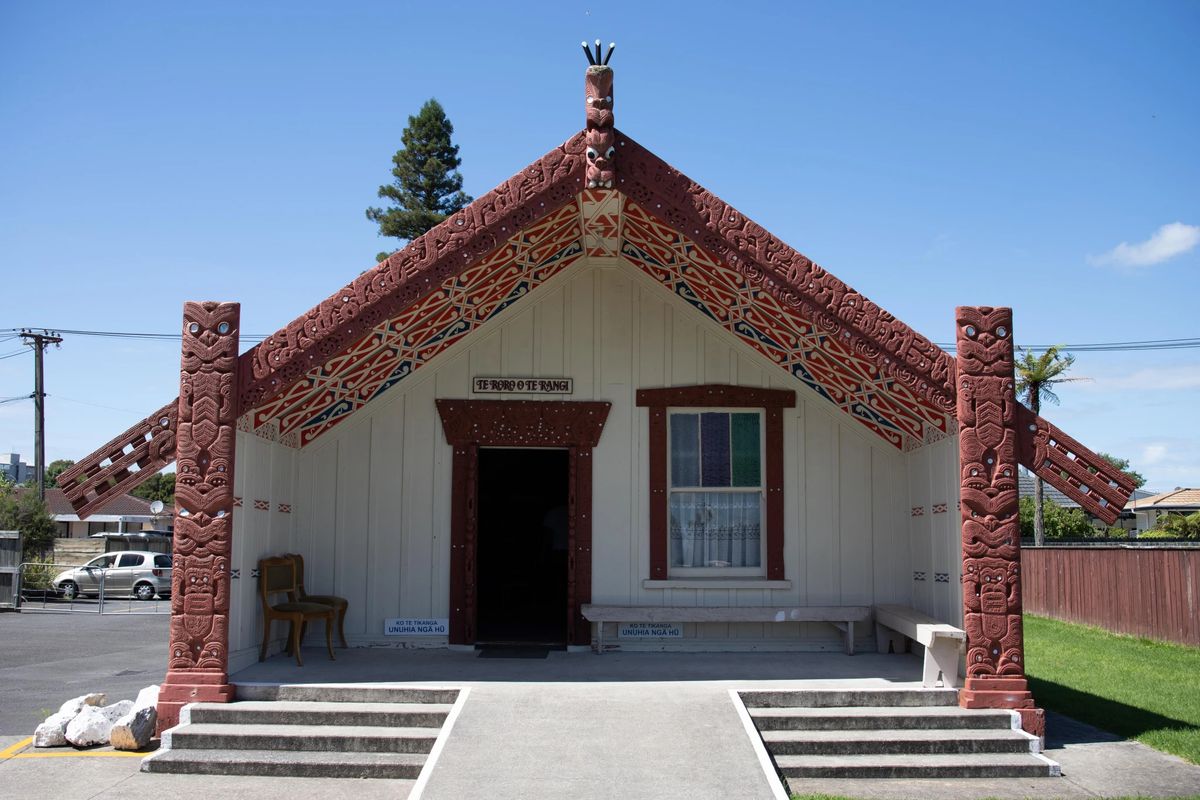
18,329,63,500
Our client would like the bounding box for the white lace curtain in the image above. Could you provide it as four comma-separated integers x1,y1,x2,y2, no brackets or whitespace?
668,491,762,568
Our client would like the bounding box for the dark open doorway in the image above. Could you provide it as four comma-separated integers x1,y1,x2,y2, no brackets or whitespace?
476,448,569,645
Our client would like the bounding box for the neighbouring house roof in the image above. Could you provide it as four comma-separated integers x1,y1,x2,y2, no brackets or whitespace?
57,63,1137,525
28,488,155,519
1125,488,1200,511
1019,473,1079,508
1019,473,1153,514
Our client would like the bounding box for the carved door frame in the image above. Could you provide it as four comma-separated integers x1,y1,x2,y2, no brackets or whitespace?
436,399,611,646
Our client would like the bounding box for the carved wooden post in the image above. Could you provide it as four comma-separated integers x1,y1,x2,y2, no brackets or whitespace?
955,306,1044,739
157,302,239,732
583,41,615,189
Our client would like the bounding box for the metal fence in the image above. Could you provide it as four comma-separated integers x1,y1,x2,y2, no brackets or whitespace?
0,531,20,608
15,561,171,614
1021,546,1200,646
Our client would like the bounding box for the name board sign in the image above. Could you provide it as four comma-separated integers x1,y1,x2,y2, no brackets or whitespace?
618,622,684,639
384,618,449,636
473,377,573,395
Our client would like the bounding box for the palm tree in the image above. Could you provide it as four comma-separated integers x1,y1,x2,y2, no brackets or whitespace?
1015,346,1084,546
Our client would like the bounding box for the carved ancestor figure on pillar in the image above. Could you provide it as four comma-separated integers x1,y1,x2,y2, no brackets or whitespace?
582,40,615,189
955,306,1044,739
157,301,240,732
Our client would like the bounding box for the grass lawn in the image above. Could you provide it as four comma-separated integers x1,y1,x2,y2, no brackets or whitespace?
1024,613,1200,765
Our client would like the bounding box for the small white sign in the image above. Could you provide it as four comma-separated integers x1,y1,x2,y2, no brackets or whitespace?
618,622,684,639
384,618,449,636
472,377,573,395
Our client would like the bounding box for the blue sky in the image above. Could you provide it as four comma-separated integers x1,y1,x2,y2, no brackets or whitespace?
1,1,1197,491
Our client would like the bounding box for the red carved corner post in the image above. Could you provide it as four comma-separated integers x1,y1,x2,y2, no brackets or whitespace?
157,302,240,733
955,307,1044,740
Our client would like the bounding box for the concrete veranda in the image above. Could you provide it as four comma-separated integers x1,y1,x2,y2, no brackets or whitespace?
2,646,1199,799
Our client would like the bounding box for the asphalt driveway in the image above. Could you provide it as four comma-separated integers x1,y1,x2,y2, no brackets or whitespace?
0,611,168,735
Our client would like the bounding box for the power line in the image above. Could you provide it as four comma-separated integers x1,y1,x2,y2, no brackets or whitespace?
2,327,268,343
50,394,144,415
7,327,1198,352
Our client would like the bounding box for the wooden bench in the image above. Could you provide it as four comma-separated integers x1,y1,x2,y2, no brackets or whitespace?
580,605,871,655
874,604,964,688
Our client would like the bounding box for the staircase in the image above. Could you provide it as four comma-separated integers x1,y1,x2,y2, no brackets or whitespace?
739,688,1060,781
143,684,461,779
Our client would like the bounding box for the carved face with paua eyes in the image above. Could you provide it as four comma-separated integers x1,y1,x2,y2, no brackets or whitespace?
955,306,1014,378
585,65,615,189
585,65,614,128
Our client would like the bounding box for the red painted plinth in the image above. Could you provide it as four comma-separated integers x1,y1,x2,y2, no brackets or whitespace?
960,677,1045,739
156,670,235,733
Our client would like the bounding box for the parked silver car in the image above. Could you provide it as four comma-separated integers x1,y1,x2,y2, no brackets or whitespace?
53,551,173,601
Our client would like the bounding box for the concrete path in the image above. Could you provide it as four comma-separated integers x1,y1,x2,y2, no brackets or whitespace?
420,681,775,799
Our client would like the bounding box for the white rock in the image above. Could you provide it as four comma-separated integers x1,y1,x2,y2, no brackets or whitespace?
64,700,133,747
109,685,160,751
57,693,107,717
132,684,160,710
33,711,72,747
33,694,107,748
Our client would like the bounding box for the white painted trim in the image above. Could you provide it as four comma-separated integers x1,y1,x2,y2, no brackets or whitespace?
408,686,470,800
642,579,792,590
728,688,789,800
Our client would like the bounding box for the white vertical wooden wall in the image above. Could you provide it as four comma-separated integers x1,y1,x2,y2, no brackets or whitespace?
903,435,963,627
231,256,961,655
228,430,298,672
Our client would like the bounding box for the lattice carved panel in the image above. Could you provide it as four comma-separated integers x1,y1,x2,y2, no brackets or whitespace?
1016,405,1134,525
57,401,178,519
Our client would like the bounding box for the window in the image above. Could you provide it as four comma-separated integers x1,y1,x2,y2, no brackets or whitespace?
668,410,763,574
154,554,172,568
637,384,795,581
117,553,144,568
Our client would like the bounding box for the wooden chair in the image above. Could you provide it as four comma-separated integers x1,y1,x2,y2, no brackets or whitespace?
258,556,335,666
287,552,349,649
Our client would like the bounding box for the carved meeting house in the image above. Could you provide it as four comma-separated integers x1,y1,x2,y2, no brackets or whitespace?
60,49,1134,737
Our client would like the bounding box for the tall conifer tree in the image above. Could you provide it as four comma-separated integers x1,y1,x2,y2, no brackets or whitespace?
367,99,472,260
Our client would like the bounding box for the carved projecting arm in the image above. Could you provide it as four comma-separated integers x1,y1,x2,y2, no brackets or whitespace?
58,400,179,518
1015,404,1135,525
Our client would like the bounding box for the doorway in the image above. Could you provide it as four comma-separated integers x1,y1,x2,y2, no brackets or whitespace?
476,448,569,645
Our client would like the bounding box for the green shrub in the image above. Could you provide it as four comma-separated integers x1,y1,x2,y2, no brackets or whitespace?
1019,495,1096,539
1148,511,1200,541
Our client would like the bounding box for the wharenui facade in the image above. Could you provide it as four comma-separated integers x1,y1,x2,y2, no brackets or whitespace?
59,48,1134,738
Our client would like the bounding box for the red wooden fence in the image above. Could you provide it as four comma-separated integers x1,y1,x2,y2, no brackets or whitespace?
1021,547,1200,646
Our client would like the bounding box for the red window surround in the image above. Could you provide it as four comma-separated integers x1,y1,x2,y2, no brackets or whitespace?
636,384,795,581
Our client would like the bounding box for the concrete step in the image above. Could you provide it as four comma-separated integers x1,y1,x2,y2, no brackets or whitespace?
750,705,1015,731
762,727,1036,756
187,700,453,728
775,752,1061,779
236,684,459,705
143,748,426,779
739,688,958,709
169,722,440,754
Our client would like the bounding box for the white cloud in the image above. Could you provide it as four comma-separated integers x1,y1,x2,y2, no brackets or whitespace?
1089,221,1200,268
1142,443,1168,466
1077,364,1200,392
